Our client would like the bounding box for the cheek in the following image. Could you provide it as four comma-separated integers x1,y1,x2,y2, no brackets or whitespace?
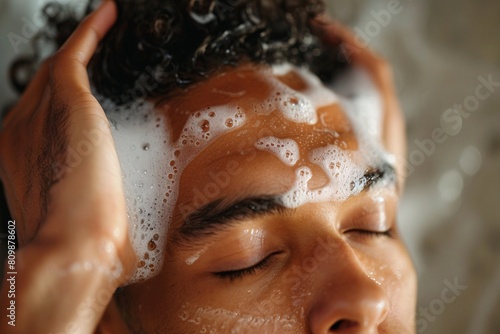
156,261,308,332
347,241,416,328
160,285,307,333
176,300,305,333
373,245,417,325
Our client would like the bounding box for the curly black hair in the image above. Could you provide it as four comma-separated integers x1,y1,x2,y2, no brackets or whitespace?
10,0,348,106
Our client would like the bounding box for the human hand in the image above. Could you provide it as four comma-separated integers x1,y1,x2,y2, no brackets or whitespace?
0,1,135,333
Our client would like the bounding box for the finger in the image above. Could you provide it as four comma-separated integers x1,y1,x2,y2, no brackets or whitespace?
2,61,50,129
45,0,130,259
42,0,133,275
50,0,117,96
58,0,117,68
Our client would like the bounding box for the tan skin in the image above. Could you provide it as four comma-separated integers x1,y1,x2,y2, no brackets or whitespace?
120,64,416,333
0,1,415,333
0,2,134,333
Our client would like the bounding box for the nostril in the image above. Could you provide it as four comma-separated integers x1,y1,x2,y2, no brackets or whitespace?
330,319,358,331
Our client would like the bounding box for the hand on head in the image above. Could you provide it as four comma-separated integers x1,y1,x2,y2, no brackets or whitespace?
0,1,135,333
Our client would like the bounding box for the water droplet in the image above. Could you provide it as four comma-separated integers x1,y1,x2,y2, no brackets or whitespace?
225,118,234,127
288,96,299,105
180,311,189,321
142,143,150,151
199,120,210,133
148,240,157,251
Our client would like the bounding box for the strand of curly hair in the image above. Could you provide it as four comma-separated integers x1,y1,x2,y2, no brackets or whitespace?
9,0,348,106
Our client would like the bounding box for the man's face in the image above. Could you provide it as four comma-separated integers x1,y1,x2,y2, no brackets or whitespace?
120,65,416,333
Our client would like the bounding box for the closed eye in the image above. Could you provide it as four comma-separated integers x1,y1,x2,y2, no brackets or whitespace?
213,251,282,282
346,229,393,239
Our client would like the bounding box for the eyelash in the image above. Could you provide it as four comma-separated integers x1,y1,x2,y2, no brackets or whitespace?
213,253,278,282
348,229,392,239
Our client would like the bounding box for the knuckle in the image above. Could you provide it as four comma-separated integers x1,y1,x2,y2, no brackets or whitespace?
48,51,63,71
86,23,102,42
68,90,97,106
28,220,122,274
48,50,78,78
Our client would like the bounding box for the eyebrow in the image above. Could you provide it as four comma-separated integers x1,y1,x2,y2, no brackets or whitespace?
175,162,397,244
352,162,397,193
177,196,287,244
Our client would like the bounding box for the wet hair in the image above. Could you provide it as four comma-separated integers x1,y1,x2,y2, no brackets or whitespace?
9,0,348,105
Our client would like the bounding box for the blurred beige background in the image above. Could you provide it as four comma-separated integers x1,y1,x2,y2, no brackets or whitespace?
1,0,499,333
327,0,500,333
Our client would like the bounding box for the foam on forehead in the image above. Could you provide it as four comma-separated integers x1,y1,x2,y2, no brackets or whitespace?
107,102,246,283
252,64,339,123
255,66,388,208
104,64,387,284
255,137,300,166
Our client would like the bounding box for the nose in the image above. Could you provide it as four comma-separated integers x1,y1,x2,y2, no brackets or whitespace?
308,242,389,333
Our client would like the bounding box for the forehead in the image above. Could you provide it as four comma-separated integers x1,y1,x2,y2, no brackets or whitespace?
156,64,344,137
160,64,389,204
108,64,388,283
157,64,361,156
